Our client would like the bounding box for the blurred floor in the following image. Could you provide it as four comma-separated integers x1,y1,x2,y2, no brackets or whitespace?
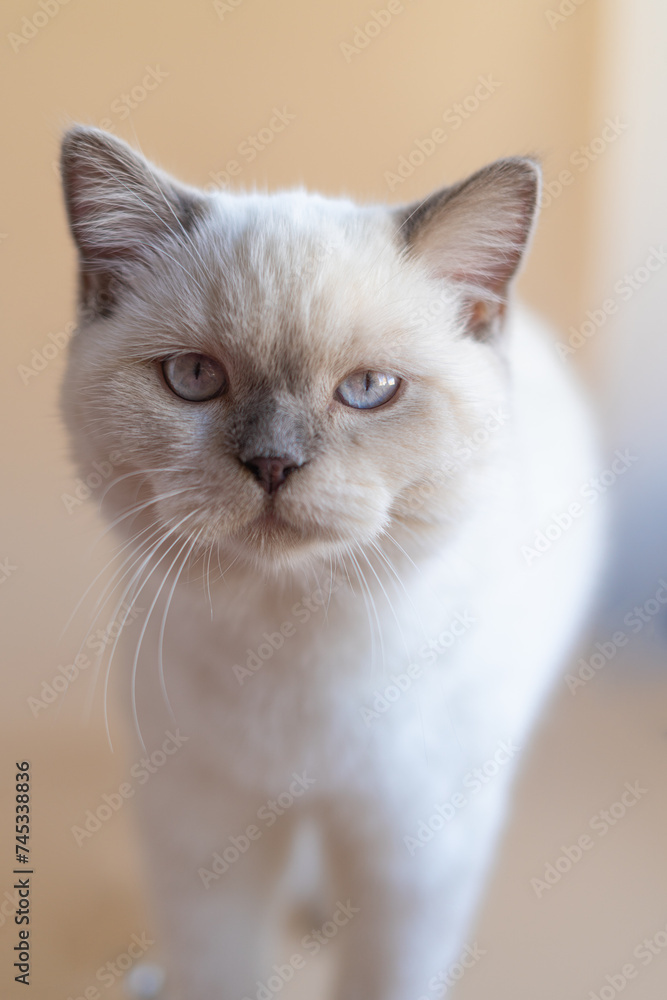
1,640,665,1000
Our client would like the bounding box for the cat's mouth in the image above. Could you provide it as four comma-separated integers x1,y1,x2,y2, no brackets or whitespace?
254,505,288,530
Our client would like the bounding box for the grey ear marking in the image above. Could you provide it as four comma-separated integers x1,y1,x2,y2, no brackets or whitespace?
396,157,541,340
60,125,205,318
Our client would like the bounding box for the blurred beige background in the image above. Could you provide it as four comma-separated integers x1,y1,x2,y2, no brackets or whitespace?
1,1,666,998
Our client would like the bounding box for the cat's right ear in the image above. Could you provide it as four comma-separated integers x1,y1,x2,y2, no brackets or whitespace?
60,125,204,317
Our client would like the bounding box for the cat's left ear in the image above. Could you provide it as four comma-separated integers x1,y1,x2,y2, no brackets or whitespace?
395,157,540,341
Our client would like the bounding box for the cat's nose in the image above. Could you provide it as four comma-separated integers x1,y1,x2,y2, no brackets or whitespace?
242,456,301,494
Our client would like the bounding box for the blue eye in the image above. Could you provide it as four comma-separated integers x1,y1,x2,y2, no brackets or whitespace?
336,371,401,409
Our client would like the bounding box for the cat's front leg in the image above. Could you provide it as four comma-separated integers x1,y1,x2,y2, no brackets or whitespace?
133,764,295,1000
323,783,505,1000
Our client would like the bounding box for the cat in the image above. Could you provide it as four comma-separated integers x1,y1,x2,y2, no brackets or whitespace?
59,125,604,1000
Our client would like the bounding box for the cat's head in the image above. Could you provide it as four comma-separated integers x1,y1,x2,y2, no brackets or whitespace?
60,125,539,574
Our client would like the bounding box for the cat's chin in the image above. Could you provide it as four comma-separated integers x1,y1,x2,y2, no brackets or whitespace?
224,536,331,576
225,517,335,573
214,506,376,576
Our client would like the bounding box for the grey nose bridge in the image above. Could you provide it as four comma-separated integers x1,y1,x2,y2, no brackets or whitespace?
236,394,310,466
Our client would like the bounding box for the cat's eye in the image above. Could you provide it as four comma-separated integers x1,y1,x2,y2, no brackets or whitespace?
162,353,226,401
336,371,401,409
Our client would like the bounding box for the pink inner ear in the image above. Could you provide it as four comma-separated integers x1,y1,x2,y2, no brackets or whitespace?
428,204,536,300
401,158,540,308
460,298,507,342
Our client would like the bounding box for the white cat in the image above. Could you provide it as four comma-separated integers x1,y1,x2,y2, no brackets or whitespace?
60,126,604,1000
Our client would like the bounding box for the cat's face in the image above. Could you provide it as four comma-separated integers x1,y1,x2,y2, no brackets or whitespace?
60,127,539,572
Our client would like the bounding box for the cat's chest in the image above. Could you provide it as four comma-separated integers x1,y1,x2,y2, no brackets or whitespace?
133,568,505,795
130,510,534,794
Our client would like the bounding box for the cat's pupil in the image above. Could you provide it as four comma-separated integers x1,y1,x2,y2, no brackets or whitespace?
194,360,201,380
365,372,372,391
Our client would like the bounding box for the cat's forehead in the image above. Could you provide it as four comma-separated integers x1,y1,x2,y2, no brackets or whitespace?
185,190,412,376
210,188,368,243
206,189,396,290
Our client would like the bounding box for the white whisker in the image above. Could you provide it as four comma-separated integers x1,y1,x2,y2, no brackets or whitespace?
95,486,200,542
96,510,200,747
358,545,410,664
156,528,205,726
129,526,204,752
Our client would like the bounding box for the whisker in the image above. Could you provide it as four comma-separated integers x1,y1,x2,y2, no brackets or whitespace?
95,510,200,744
67,515,186,686
129,526,204,752
204,541,214,620
358,545,411,664
380,528,422,575
95,486,201,542
156,528,204,726
82,526,174,726
60,518,165,640
98,467,197,504
369,538,423,638
345,543,382,676
62,512,184,644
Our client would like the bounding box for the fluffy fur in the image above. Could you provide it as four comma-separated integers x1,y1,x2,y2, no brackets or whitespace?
60,126,604,1000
